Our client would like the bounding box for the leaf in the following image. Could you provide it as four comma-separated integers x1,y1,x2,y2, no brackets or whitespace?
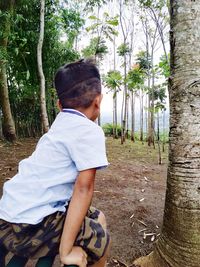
26,70,30,80
86,23,101,32
88,15,99,20
106,19,119,26
14,48,19,55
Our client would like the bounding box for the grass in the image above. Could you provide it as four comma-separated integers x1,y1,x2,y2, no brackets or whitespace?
106,137,168,165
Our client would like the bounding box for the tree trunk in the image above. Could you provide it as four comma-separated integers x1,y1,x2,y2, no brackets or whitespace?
119,0,128,144
113,35,118,139
156,111,161,165
146,51,152,145
162,109,165,153
121,86,125,144
37,0,49,133
145,93,148,140
134,1,200,266
131,90,135,142
121,54,128,144
140,89,144,142
126,96,129,139
0,0,16,142
113,93,118,139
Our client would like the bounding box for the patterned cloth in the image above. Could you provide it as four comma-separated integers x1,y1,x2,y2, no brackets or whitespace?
0,207,109,265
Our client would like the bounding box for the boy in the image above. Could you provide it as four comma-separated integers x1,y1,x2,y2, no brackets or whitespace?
0,58,110,267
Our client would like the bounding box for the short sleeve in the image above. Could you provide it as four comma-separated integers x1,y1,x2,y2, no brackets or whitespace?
68,125,108,171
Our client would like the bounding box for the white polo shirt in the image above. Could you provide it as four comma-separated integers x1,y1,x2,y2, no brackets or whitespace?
0,109,108,224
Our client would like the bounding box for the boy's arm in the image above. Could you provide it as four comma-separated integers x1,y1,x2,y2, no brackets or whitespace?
59,168,96,265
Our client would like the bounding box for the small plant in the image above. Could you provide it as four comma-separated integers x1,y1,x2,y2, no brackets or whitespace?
102,123,121,137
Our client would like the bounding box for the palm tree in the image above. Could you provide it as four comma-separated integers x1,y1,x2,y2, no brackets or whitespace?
134,1,200,266
103,70,122,139
127,66,144,142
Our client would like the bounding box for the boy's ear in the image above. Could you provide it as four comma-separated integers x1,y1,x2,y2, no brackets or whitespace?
57,99,62,111
94,94,103,109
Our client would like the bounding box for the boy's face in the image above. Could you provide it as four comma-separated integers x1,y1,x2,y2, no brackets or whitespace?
91,94,103,121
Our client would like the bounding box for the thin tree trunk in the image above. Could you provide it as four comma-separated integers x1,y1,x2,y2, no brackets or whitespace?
157,110,160,142
121,54,128,144
157,111,161,164
114,94,118,138
140,89,144,142
150,7,169,64
37,0,49,133
121,87,125,144
119,0,128,144
145,17,152,146
134,1,200,266
0,0,16,142
113,34,118,139
131,90,135,142
0,115,3,140
126,96,129,139
150,69,155,148
145,93,148,140
162,109,165,153
148,25,157,147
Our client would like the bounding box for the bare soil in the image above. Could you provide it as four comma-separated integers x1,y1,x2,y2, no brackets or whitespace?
0,137,168,267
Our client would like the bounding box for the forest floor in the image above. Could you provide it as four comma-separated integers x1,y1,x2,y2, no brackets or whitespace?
0,137,168,267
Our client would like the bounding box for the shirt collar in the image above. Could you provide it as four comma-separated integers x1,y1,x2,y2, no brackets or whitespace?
62,108,87,118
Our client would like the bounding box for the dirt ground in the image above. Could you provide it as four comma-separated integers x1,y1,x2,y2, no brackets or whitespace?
0,137,168,267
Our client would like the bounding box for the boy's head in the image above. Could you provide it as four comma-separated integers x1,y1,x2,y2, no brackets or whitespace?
54,58,101,114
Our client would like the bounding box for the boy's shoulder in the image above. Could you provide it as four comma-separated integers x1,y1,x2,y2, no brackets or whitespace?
52,111,104,137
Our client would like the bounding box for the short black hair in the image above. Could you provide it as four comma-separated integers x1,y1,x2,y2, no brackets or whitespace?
54,58,101,109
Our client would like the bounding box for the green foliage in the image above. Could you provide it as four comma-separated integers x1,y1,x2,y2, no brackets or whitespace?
2,0,80,137
62,8,85,48
86,12,118,42
148,84,167,113
157,54,170,78
82,37,108,59
127,67,144,91
103,123,121,136
103,70,122,95
83,11,118,64
117,43,130,56
139,0,167,9
136,50,151,73
84,0,107,10
159,129,169,143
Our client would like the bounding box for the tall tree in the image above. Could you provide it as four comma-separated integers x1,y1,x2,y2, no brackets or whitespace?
127,65,144,142
118,0,130,144
103,70,122,138
37,0,49,133
139,0,169,64
0,0,16,142
134,1,200,266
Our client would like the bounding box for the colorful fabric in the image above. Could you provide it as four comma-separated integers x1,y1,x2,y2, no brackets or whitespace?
0,207,109,265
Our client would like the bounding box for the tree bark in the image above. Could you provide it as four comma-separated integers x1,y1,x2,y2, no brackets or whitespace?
113,35,118,139
113,93,118,139
119,0,128,144
131,90,135,142
134,1,200,266
162,109,165,153
140,89,144,142
0,0,16,142
37,0,49,133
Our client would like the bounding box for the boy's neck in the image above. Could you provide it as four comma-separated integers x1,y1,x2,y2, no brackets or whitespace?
63,107,94,121
76,108,93,121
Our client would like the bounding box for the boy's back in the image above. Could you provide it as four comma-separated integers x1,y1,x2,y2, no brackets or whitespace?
0,109,107,224
0,59,110,267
